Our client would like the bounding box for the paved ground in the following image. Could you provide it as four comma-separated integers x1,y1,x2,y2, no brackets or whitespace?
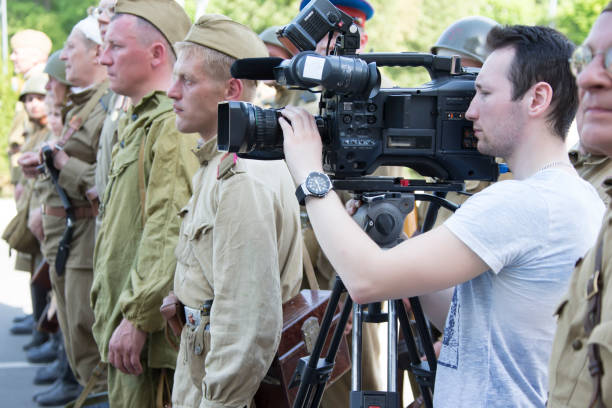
0,198,47,407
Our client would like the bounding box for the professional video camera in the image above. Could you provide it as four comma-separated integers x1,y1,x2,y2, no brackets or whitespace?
218,0,499,182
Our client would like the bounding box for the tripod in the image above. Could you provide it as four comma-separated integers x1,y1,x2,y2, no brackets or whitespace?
290,178,461,408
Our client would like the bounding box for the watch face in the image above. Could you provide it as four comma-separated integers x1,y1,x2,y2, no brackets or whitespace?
306,172,331,196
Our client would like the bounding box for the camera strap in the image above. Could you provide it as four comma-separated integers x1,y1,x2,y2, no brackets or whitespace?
584,238,605,408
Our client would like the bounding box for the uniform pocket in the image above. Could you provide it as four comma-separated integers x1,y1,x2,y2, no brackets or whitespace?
554,293,570,318
186,315,211,387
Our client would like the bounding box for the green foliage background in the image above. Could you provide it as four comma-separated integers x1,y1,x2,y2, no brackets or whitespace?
0,0,609,191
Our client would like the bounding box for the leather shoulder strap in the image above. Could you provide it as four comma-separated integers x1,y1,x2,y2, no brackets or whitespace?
59,82,109,146
585,238,605,408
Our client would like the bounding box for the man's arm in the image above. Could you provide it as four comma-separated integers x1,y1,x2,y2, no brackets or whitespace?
196,175,285,408
280,106,489,304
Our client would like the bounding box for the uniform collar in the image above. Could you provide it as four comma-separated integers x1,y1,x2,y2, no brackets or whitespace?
68,79,108,106
192,135,220,165
569,149,609,166
129,90,167,116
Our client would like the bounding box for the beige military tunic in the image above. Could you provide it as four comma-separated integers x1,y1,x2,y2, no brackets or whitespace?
548,179,612,407
172,136,302,408
91,91,199,407
570,149,612,205
13,121,48,272
35,81,110,387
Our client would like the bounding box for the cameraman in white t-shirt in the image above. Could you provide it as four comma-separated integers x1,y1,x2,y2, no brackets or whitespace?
279,25,605,407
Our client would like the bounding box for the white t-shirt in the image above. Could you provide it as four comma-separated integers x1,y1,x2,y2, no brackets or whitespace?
434,168,604,407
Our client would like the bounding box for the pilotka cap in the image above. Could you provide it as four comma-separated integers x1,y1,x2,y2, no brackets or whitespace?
115,0,191,55
183,14,268,60
10,30,52,55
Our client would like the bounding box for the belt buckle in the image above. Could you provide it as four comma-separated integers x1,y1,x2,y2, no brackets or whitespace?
184,306,202,329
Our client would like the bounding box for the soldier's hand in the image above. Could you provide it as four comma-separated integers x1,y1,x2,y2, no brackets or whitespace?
18,151,42,178
52,148,69,170
28,207,44,241
108,318,146,376
14,182,24,202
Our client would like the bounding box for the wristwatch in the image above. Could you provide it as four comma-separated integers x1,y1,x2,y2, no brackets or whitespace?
295,171,333,205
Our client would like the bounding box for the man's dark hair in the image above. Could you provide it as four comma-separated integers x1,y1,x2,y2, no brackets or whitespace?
604,1,612,12
486,25,577,139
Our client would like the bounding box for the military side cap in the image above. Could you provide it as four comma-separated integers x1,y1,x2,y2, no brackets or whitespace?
299,0,373,27
19,72,48,101
10,29,52,55
115,0,191,55
44,50,71,85
183,14,268,60
73,15,103,45
259,26,287,51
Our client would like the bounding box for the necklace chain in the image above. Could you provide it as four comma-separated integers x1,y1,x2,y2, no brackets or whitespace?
536,161,573,173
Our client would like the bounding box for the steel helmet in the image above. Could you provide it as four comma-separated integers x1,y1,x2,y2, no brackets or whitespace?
431,16,499,64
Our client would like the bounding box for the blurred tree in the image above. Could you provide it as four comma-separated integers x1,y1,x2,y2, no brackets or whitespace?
555,0,609,44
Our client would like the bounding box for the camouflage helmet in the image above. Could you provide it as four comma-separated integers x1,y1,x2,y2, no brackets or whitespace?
259,26,286,51
44,50,71,85
19,72,48,101
431,16,499,64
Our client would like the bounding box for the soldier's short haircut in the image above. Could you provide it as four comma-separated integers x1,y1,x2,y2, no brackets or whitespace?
175,41,257,102
486,25,578,140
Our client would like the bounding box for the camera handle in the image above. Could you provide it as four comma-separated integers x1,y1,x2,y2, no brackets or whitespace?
291,190,456,408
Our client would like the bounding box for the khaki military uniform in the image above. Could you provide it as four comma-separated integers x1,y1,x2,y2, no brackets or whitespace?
548,178,612,407
13,121,48,273
171,137,302,408
93,91,128,234
91,91,199,407
36,81,109,387
8,63,47,185
570,149,612,205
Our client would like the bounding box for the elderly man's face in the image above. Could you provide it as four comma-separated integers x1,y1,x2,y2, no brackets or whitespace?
60,30,99,87
575,12,612,157
94,0,116,40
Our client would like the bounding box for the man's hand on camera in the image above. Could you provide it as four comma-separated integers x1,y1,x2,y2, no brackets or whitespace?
345,199,362,216
279,106,324,185
18,151,42,178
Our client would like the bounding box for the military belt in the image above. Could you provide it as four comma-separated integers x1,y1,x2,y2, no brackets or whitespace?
184,300,213,329
43,205,97,219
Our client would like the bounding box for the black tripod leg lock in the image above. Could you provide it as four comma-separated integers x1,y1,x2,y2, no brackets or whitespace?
288,356,335,390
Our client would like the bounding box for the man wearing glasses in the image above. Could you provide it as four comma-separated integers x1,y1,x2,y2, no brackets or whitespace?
548,3,612,407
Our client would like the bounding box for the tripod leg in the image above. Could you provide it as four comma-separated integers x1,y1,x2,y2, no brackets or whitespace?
351,303,363,392
387,300,398,394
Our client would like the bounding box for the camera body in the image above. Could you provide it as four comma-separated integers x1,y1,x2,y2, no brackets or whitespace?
218,0,499,183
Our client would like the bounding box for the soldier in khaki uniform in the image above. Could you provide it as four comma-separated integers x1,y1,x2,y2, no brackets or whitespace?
91,0,130,235
8,30,52,186
90,1,198,405
11,73,50,346
256,26,319,112
569,147,612,204
19,15,109,405
167,15,302,407
548,3,612,405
